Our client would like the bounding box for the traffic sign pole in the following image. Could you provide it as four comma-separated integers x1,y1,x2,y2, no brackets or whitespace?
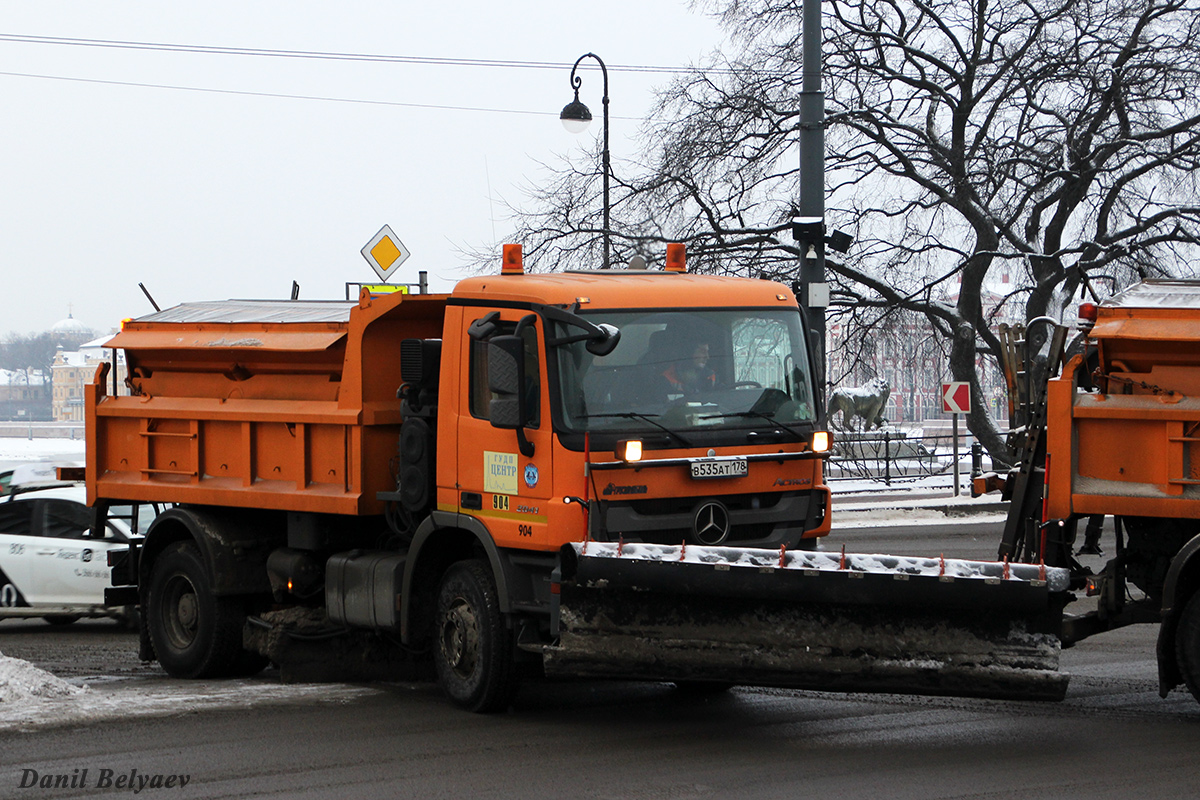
953,414,960,497
942,382,972,497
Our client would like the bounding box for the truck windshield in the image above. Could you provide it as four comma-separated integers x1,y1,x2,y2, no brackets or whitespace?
553,308,816,438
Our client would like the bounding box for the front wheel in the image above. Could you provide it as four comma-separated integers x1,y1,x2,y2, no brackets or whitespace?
146,541,247,678
433,560,519,713
1176,591,1200,703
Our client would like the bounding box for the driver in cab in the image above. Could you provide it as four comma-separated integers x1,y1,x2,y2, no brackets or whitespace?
661,341,717,397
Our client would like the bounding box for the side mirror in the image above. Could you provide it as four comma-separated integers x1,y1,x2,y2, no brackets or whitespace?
585,323,621,357
487,335,526,429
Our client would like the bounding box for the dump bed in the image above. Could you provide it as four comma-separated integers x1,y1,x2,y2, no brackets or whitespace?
1045,280,1200,519
86,290,448,515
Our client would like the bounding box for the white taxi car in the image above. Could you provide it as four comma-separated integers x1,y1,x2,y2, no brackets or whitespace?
0,479,159,626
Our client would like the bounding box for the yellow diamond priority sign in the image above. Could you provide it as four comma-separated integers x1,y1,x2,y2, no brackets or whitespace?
361,225,411,281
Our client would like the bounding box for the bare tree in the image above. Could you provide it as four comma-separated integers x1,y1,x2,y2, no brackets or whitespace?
487,0,1200,463
0,329,95,383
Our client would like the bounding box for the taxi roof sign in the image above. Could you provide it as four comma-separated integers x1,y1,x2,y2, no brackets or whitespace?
361,225,411,282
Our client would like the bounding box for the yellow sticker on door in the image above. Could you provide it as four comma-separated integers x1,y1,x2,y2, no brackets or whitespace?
484,451,519,495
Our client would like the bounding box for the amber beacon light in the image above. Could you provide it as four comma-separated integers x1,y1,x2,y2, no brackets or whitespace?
502,244,524,275
665,243,687,273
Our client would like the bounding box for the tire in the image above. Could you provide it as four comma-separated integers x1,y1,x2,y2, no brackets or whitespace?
43,615,79,626
146,541,246,678
1175,591,1200,703
433,560,519,713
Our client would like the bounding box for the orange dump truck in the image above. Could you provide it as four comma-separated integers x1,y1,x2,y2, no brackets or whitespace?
992,280,1200,704
91,246,1069,711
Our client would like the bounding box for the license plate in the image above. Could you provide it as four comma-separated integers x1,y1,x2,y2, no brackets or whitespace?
689,458,748,480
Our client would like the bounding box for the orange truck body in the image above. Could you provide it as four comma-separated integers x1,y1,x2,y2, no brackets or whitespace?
86,261,843,711
1045,281,1200,522
87,293,446,516
996,280,1200,702
86,257,1089,710
87,274,829,552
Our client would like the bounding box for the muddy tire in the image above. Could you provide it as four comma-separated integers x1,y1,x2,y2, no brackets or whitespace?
146,541,246,678
433,560,519,713
1175,591,1200,703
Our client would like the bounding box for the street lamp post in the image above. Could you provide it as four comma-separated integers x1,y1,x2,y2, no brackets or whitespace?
795,0,826,363
560,52,611,269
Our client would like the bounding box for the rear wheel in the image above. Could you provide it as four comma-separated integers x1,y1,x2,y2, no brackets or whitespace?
433,560,519,713
43,615,79,626
146,541,246,678
1175,591,1200,703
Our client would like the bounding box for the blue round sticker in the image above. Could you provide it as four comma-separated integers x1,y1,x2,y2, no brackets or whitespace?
524,464,539,488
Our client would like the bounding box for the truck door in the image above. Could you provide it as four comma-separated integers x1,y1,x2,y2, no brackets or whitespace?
457,311,553,550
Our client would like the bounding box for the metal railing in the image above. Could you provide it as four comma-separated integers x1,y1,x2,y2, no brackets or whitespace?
825,430,988,486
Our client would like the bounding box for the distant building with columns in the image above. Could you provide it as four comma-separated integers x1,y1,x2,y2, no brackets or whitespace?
51,336,127,422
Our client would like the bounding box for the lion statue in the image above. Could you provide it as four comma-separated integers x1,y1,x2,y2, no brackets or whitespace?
828,378,890,430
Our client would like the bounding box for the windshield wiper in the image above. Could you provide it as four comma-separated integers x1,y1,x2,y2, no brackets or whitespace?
579,412,694,448
700,410,808,442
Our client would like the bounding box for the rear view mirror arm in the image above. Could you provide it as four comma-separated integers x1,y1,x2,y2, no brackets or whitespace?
536,304,621,356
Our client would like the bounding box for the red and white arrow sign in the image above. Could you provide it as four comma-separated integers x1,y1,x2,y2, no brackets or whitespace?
942,381,971,414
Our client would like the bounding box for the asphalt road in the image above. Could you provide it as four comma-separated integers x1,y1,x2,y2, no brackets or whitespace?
2,518,1199,800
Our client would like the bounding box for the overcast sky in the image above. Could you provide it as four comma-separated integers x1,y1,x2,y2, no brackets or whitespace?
0,1,725,335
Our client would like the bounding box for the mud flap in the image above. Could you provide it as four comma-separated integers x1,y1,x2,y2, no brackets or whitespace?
544,543,1072,702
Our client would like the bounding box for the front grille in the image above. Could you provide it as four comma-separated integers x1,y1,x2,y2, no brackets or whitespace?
600,491,813,549
624,492,783,517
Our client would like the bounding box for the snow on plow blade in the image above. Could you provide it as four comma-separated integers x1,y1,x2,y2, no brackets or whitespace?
545,542,1072,702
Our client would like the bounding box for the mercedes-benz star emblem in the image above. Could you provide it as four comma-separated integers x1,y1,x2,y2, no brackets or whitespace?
692,501,731,546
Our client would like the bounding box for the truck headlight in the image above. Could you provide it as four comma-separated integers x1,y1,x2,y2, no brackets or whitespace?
616,439,643,462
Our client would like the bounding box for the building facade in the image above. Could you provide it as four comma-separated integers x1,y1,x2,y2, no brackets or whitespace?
0,371,50,421
51,338,127,422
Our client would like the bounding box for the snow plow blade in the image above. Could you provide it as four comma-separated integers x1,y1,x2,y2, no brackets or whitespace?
544,543,1072,702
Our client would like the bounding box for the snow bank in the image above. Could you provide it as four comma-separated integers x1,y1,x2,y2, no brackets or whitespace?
0,657,383,732
0,651,85,705
0,677,385,732
0,437,86,464
832,506,1007,529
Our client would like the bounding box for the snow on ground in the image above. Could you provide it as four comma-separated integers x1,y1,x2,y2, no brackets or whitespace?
0,669,384,732
0,436,86,468
0,651,85,705
832,504,1007,529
